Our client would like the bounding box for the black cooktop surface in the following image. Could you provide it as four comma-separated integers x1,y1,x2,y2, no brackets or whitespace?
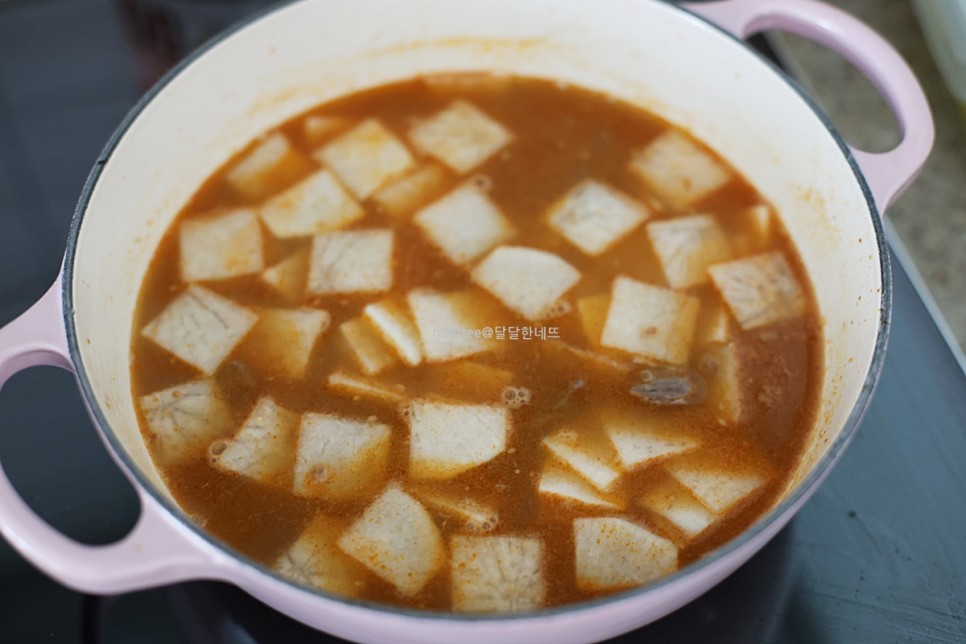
1,2,964,643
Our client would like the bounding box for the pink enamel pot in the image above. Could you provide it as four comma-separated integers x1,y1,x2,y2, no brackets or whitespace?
0,0,934,642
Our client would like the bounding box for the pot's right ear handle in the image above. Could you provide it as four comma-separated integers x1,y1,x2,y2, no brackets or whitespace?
682,0,935,213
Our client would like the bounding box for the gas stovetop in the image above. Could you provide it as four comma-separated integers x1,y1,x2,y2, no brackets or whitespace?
1,2,964,642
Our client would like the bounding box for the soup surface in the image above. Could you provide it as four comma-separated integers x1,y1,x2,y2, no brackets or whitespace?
131,75,821,612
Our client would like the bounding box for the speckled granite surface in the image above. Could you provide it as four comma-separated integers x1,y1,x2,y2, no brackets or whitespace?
770,0,966,350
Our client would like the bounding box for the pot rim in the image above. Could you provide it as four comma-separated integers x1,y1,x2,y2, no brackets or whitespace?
61,0,891,622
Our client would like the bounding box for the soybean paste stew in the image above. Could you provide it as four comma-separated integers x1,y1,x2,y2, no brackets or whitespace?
131,75,821,612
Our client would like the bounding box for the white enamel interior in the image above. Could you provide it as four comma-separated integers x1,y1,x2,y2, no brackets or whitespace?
68,0,882,640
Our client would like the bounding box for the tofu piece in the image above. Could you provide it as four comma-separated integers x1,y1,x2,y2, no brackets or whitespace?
599,276,699,365
372,164,451,220
259,169,364,239
647,214,732,289
704,342,744,424
303,115,351,146
363,299,423,366
415,490,499,532
142,285,258,374
604,416,700,470
243,308,329,378
225,132,310,201
315,119,415,199
260,248,310,302
307,229,394,296
573,517,678,591
139,379,231,462
338,316,397,375
542,428,621,492
338,485,445,596
546,180,649,256
414,183,515,266
294,413,392,501
639,479,717,539
628,130,731,209
408,400,509,479
408,100,512,174
471,246,581,320
665,463,767,514
326,372,407,406
212,396,297,484
576,293,610,346
424,361,515,401
407,289,494,362
179,209,264,282
275,515,368,598
708,251,806,330
538,464,624,511
451,536,545,613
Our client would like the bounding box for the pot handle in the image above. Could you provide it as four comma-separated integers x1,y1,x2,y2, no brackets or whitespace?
682,0,935,212
0,276,228,593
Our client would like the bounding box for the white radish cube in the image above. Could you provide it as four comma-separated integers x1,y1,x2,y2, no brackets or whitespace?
338,316,397,375
372,164,451,220
704,342,744,425
573,517,677,591
576,293,610,346
408,400,509,479
742,204,773,247
408,100,512,174
424,361,514,401
697,305,732,346
451,536,545,613
338,485,445,596
539,464,624,511
294,413,392,501
629,130,731,209
139,379,231,463
407,289,494,362
639,479,717,539
647,214,732,289
259,169,364,239
414,183,515,266
260,248,310,301
226,133,307,201
244,308,330,378
471,246,581,320
326,372,407,406
276,515,368,598
307,229,394,296
604,416,699,470
142,285,257,375
303,115,351,146
363,299,423,366
600,276,699,365
544,341,634,377
708,251,806,330
315,119,415,199
665,463,767,514
415,490,499,532
546,180,649,257
179,209,264,282
213,396,297,483
542,429,620,492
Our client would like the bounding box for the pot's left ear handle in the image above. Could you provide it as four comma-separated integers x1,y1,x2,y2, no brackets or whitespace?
0,275,228,593
682,0,935,212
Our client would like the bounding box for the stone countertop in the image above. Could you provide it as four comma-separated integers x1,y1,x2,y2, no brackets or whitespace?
770,0,966,351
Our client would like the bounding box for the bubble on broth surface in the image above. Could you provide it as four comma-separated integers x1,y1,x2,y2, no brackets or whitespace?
502,386,532,410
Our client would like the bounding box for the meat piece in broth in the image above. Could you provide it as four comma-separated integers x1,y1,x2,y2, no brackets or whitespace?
573,517,678,591
211,396,297,485
259,248,310,302
294,413,391,501
471,246,581,321
628,130,731,209
546,179,649,257
338,485,445,597
307,229,394,296
647,214,732,289
275,515,368,598
315,119,415,199
179,208,264,282
414,183,516,266
709,251,806,330
225,132,310,200
372,164,451,220
142,285,258,375
451,535,545,613
407,400,509,479
259,169,364,239
242,308,330,379
139,379,231,463
538,463,625,511
408,100,513,174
